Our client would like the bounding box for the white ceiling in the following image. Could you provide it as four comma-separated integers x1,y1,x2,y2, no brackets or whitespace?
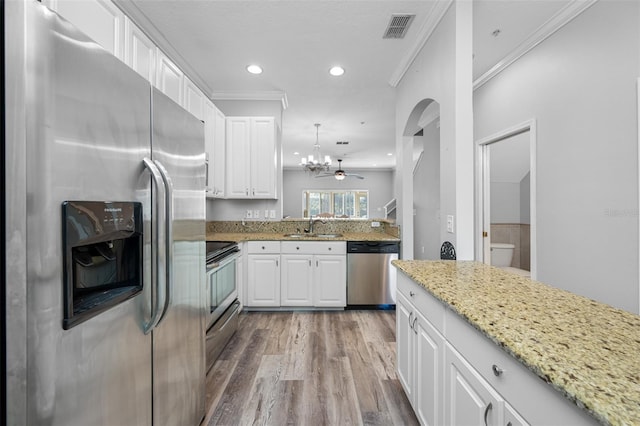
124,0,570,170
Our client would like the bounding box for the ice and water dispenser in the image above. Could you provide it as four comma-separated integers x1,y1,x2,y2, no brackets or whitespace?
62,201,143,329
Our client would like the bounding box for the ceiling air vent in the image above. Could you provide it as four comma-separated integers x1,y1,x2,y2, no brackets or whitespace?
336,141,349,145
383,14,415,39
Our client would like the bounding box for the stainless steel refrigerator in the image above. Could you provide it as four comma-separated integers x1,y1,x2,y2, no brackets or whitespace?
5,2,206,425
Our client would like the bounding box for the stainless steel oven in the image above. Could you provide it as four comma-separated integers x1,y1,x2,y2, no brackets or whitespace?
205,241,240,374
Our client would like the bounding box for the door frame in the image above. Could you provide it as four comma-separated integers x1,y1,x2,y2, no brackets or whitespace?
475,119,537,279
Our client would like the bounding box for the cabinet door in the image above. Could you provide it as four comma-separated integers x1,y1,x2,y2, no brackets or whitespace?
226,117,251,198
396,292,414,402
246,255,280,307
156,49,183,105
504,402,529,426
124,17,155,84
313,255,346,307
281,255,313,306
46,0,124,59
183,77,204,120
445,343,503,426
250,117,276,198
204,100,215,195
414,309,445,426
211,106,226,198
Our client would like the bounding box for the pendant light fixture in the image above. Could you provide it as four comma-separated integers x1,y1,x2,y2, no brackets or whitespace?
300,123,332,174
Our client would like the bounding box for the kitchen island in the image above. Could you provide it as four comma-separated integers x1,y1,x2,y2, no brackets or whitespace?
393,260,640,425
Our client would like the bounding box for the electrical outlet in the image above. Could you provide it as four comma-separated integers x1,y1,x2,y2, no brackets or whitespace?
447,215,454,233
269,210,276,219
371,221,380,228
264,210,269,219
246,210,253,219
253,210,260,219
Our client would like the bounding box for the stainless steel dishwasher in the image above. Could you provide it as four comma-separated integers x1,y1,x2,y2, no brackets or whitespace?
347,241,400,306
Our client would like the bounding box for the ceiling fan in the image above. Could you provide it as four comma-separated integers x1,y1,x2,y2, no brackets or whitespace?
315,159,364,180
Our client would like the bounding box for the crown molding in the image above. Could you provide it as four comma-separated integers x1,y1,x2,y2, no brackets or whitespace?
112,0,213,97
388,0,454,88
211,91,289,110
473,0,598,91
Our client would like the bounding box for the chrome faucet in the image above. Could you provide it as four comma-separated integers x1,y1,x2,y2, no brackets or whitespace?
306,216,326,234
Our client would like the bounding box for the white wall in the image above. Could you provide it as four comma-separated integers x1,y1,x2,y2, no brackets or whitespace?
490,182,520,223
282,169,394,219
413,122,441,260
395,0,474,260
474,0,640,313
207,99,283,221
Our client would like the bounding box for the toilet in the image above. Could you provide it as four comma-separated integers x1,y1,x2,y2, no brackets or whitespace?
490,243,531,277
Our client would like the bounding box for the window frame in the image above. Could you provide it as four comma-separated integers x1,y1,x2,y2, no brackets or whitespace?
301,189,369,219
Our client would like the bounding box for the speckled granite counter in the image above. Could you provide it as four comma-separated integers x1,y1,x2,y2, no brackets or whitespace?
392,260,640,426
206,231,400,242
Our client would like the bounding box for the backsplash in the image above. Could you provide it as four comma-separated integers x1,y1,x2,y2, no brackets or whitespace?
207,219,400,238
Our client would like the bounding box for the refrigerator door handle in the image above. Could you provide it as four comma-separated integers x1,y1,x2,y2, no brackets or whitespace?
143,157,168,334
154,160,174,324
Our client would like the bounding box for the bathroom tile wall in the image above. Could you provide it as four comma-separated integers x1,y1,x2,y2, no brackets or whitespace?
490,223,531,271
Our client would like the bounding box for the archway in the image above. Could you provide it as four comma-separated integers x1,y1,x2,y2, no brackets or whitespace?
400,98,441,260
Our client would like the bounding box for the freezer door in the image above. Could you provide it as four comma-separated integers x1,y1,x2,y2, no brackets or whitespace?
151,87,206,426
20,3,152,425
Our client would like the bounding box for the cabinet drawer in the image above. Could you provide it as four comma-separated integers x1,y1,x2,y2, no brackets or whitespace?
247,241,281,254
281,241,345,255
445,310,596,425
397,272,445,334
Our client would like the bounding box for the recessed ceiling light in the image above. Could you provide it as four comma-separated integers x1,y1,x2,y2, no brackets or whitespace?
293,152,299,156
387,153,393,156
329,66,345,76
246,64,263,74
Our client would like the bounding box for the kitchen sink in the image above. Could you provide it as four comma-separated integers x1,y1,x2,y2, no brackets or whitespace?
282,233,343,238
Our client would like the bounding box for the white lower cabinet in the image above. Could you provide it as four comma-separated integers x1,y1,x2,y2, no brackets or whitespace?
246,241,346,308
246,242,281,307
313,254,346,307
281,254,314,306
396,272,597,426
445,343,506,426
397,291,445,426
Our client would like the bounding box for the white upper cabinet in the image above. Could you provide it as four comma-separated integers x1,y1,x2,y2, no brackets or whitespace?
156,49,183,105
183,77,205,121
46,0,124,59
226,117,277,199
124,17,155,85
204,100,226,197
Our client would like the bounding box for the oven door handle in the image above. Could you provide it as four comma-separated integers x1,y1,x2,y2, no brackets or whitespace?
142,158,167,334
154,160,174,325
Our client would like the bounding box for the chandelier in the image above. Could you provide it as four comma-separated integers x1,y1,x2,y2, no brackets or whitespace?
300,123,332,173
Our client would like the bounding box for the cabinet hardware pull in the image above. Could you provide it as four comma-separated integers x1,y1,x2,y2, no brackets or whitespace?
483,402,493,426
507,423,512,426
309,260,311,266
408,311,413,329
276,259,278,267
412,317,418,334
410,291,415,297
492,364,504,377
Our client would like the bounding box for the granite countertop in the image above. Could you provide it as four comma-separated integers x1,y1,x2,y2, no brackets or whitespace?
392,260,640,426
206,231,400,242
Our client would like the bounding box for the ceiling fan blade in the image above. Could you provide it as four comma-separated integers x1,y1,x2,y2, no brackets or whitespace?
346,173,365,179
314,174,335,178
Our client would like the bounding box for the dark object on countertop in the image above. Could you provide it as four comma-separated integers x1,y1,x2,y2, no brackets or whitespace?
440,241,456,260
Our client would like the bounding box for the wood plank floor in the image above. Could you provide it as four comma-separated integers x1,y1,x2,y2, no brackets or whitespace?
202,310,418,426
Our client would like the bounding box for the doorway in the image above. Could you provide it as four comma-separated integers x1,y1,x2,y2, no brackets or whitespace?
476,120,536,279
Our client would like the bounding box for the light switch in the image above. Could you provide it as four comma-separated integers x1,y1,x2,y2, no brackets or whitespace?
269,210,276,219
246,210,253,219
447,215,454,233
